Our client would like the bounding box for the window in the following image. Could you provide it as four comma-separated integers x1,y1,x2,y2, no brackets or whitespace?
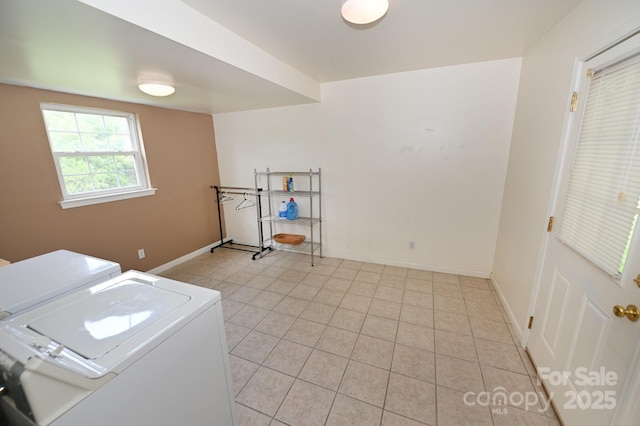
558,51,640,278
41,103,155,209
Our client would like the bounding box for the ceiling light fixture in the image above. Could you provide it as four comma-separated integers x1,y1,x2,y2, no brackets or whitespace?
138,82,175,97
341,0,389,25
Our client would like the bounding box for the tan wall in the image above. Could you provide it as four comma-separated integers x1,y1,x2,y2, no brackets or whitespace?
0,83,221,271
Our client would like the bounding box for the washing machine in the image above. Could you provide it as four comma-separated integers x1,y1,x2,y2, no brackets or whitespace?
0,261,236,425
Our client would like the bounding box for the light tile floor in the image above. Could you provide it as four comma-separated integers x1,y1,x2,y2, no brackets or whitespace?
161,249,561,426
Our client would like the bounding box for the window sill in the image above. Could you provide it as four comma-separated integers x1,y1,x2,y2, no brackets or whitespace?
59,188,157,209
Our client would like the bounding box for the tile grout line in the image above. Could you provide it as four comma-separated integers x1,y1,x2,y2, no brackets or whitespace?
166,251,560,425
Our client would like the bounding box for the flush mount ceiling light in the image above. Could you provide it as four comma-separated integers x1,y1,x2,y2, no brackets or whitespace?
341,0,389,25
138,82,175,97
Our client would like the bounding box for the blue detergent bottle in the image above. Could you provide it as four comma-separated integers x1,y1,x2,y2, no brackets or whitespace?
286,197,298,220
279,200,288,218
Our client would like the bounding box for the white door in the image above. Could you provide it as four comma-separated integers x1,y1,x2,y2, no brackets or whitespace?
528,34,640,426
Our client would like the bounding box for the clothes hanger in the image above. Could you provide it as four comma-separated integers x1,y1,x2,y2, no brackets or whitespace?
236,192,256,210
219,191,234,204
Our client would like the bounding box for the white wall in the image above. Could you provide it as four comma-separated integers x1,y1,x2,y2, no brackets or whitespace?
214,58,521,276
492,0,640,342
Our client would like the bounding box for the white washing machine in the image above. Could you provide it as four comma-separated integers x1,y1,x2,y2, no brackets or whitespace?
0,268,236,425
0,250,121,319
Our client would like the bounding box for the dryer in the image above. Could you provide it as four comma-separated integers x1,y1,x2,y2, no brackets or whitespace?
0,250,121,319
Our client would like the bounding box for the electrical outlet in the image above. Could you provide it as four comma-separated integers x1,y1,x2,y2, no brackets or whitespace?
138,249,145,259
409,241,415,250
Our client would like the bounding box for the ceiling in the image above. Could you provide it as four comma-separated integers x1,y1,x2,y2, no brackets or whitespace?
0,0,582,114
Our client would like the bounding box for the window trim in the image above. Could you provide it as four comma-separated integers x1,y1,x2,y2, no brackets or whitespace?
59,188,157,209
40,103,157,209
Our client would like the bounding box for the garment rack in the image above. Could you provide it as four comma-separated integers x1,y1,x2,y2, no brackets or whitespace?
210,185,272,260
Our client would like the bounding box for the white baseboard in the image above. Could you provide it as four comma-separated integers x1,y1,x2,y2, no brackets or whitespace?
490,273,526,346
146,241,220,275
333,252,491,279
148,239,490,283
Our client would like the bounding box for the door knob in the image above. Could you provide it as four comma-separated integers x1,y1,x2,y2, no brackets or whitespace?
613,304,640,322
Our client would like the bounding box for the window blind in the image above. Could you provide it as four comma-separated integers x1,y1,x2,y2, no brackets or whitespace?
559,53,640,278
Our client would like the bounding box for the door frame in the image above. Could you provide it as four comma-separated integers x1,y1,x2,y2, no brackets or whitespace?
520,56,582,348
524,25,640,424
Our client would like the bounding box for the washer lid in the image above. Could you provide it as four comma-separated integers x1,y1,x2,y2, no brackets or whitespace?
28,280,189,359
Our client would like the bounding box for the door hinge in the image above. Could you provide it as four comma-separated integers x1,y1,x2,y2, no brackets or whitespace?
528,316,534,329
547,216,554,232
569,92,578,112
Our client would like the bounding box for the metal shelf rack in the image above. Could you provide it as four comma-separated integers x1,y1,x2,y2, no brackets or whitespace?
254,168,322,265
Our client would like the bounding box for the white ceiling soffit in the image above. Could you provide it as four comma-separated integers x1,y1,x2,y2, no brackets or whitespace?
0,0,582,114
0,0,320,114
182,0,583,82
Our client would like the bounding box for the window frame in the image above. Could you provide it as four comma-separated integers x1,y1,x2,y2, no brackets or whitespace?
40,103,156,209
557,44,640,278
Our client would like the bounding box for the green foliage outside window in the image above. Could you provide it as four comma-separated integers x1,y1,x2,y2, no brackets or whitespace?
42,108,141,196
